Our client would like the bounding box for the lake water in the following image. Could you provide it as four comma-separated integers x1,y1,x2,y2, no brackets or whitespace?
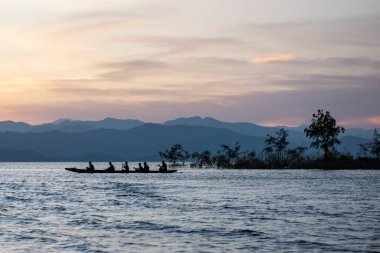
0,162,379,252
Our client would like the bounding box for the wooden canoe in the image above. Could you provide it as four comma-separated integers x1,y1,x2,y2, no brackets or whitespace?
65,167,177,174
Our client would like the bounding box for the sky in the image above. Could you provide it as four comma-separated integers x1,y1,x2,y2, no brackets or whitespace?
0,0,379,128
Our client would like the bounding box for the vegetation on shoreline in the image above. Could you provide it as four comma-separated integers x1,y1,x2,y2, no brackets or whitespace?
159,110,380,169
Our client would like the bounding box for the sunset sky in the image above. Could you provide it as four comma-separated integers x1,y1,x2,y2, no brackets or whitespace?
0,0,379,128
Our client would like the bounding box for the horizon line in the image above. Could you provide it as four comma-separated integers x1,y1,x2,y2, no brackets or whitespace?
0,116,377,130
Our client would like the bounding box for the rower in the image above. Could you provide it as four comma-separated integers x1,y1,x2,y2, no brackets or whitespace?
158,161,168,172
143,162,150,172
86,161,95,172
106,162,115,172
122,161,129,172
134,163,143,172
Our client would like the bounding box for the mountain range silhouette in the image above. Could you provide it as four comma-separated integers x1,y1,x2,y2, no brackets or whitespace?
0,117,373,161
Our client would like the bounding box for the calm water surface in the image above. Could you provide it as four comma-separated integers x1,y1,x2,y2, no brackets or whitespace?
0,162,379,252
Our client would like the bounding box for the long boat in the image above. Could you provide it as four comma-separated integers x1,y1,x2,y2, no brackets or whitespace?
65,168,177,174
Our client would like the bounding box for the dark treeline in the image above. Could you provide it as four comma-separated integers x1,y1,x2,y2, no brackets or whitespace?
159,110,380,169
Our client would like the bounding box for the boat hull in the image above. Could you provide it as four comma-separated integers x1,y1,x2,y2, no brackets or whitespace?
65,168,177,174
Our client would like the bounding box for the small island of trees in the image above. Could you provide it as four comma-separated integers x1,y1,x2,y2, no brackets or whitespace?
159,109,380,169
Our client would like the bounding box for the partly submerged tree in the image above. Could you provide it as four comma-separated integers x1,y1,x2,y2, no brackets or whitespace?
213,142,241,168
286,146,308,160
234,150,262,169
286,146,308,168
191,150,213,168
159,144,189,166
304,109,345,159
371,129,380,158
358,129,380,158
358,143,371,158
264,128,289,163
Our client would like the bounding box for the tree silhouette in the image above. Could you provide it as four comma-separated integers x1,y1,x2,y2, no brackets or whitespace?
191,150,212,168
264,128,289,163
286,146,308,167
159,144,189,166
371,129,380,158
358,143,371,158
359,129,380,158
214,142,240,168
304,109,345,159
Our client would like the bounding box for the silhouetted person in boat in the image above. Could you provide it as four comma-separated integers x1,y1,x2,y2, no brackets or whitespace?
86,161,95,172
122,161,129,172
106,162,115,172
143,162,150,172
134,163,143,172
159,161,168,172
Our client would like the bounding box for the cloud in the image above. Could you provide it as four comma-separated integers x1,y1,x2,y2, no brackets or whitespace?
4,88,379,129
291,58,380,80
47,55,380,102
240,16,380,58
5,71,380,128
368,116,380,126
100,60,169,70
261,56,380,69
97,56,252,80
97,60,172,82
118,35,253,57
47,4,183,41
253,54,296,63
64,11,140,22
277,74,380,90
47,86,191,101
48,21,134,40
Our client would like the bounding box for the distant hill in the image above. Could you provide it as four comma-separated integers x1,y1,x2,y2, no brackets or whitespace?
164,116,375,143
0,148,45,162
1,116,374,139
281,124,375,139
0,118,144,133
0,124,265,161
0,117,374,161
30,118,145,133
0,121,31,133
340,136,370,156
342,128,375,139
164,116,273,136
164,116,309,145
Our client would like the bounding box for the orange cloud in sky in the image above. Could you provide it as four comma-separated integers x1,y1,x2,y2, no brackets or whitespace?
368,116,380,126
259,117,304,127
253,54,296,63
333,116,380,129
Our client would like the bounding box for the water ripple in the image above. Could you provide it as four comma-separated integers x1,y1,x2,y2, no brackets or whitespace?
0,163,379,252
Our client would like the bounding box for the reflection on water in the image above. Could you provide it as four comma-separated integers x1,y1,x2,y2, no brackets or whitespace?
1,162,379,252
